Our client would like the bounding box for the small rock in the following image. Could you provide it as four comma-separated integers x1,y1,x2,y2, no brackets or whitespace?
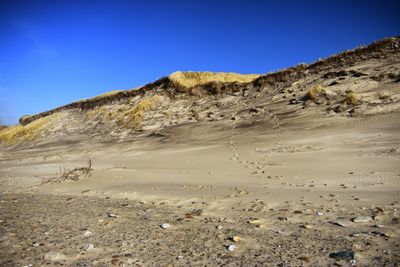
43,251,66,261
382,232,395,238
333,221,352,227
232,236,241,243
353,216,372,223
257,224,267,229
82,243,94,251
329,250,355,261
111,258,119,265
216,225,222,230
160,223,171,229
82,230,92,237
300,224,312,229
107,213,117,218
248,219,265,225
316,211,324,216
227,244,236,251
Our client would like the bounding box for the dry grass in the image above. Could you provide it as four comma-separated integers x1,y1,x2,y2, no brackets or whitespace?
117,95,160,129
78,90,124,102
306,85,325,101
344,90,360,105
0,113,58,143
169,71,260,88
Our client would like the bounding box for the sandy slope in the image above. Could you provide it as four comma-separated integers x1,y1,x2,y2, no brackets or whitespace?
1,111,399,266
1,38,400,266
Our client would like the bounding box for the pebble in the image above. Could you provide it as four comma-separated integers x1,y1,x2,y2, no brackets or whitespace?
353,216,372,223
333,221,352,227
83,230,92,237
300,224,312,229
83,243,94,251
248,219,265,225
232,236,241,243
227,244,237,251
160,223,171,229
316,211,324,216
107,213,117,218
329,250,355,261
43,251,66,261
216,225,222,230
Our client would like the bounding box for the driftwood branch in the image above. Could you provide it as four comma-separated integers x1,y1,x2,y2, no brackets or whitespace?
43,159,93,184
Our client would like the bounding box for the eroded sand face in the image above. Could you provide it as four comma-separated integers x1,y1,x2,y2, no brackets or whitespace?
1,112,399,266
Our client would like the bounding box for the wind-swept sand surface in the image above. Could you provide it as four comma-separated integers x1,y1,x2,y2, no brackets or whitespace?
1,112,399,266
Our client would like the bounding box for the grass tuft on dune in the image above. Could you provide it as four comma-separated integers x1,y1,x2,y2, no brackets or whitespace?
344,90,360,106
117,95,160,129
169,71,260,89
306,85,325,101
0,114,58,143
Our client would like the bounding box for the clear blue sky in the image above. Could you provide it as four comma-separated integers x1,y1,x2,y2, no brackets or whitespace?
0,0,399,125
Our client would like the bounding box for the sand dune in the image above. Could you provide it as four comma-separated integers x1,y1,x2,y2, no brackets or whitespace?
0,37,399,266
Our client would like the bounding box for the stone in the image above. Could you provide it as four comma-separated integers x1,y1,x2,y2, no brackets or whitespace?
216,225,222,230
82,243,94,251
43,251,66,261
160,223,171,229
353,216,372,223
300,224,312,229
332,221,352,227
232,236,241,243
82,230,92,237
227,244,236,251
329,250,355,261
248,219,265,225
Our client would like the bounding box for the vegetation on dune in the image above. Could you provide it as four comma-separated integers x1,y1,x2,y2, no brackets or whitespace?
86,95,160,129
117,95,160,129
306,85,325,101
78,89,125,102
343,90,360,106
93,90,124,99
0,113,58,143
169,71,260,89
